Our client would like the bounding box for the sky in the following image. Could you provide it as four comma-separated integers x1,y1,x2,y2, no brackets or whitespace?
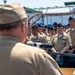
0,0,75,13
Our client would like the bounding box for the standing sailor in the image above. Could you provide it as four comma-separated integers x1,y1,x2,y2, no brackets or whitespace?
66,16,75,68
51,23,72,67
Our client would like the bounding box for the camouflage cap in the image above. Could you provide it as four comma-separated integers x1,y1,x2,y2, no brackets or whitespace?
68,16,75,21
48,26,56,31
0,3,27,24
32,25,38,29
57,23,63,27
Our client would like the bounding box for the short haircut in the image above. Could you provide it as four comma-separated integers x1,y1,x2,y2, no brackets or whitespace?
0,18,27,31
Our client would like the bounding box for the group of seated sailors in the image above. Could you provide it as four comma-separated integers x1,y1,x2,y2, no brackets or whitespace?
26,16,75,68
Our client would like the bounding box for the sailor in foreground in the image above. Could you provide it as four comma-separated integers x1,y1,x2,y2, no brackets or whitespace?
0,3,62,75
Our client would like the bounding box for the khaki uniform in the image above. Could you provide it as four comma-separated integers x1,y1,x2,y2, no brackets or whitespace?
47,36,51,44
51,32,72,66
66,28,75,67
43,31,49,36
66,28,75,46
0,36,62,75
48,34,56,44
29,33,49,43
51,32,72,51
39,33,50,44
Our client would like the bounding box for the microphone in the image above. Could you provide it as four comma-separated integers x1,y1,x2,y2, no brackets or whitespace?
26,41,53,48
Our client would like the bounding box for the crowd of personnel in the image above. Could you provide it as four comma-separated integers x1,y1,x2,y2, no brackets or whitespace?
0,3,75,75
27,16,75,68
0,3,63,75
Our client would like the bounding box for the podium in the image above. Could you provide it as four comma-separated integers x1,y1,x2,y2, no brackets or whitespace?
60,68,75,75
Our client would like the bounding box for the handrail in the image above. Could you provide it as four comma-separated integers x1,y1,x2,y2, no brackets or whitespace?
48,52,75,57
